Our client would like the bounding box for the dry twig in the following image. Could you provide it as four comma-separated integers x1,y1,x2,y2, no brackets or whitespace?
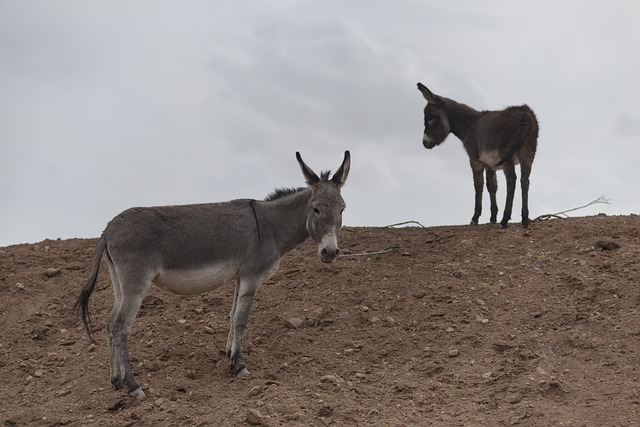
533,196,611,222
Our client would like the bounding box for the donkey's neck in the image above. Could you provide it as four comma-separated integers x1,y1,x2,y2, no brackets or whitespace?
441,97,480,141
257,189,311,255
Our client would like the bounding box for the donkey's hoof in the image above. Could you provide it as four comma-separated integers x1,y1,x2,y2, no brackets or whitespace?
128,387,147,399
235,367,251,379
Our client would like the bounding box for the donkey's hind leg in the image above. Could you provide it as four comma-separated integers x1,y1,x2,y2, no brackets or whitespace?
107,268,152,398
520,161,532,228
500,164,518,228
470,162,485,225
485,168,498,224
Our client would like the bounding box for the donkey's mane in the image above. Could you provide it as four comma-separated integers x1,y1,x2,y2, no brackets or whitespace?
264,170,332,201
264,187,306,201
440,96,479,115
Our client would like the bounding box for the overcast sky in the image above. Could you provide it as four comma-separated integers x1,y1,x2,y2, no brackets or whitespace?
1,1,639,246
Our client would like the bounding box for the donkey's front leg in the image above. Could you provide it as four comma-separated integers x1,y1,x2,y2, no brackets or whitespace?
226,276,261,378
470,163,485,225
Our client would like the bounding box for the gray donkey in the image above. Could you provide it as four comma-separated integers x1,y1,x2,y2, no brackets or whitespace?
417,83,538,228
75,151,350,398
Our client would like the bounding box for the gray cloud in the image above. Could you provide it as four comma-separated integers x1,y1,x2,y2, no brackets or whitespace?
1,1,639,246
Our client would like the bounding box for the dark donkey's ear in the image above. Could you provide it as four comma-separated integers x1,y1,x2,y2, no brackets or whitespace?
417,82,436,103
296,152,321,186
331,150,350,188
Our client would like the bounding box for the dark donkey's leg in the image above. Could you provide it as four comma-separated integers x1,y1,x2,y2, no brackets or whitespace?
485,168,498,224
520,161,532,228
470,161,485,225
500,164,518,228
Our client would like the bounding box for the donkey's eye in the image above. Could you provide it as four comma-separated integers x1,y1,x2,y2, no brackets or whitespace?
313,207,320,215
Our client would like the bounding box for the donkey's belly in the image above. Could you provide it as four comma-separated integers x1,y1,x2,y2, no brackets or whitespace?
479,150,520,170
153,263,238,295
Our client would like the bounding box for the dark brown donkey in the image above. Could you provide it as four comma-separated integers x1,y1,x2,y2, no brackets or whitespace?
417,83,538,228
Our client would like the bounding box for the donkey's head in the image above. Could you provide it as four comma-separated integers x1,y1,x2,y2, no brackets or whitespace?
296,151,350,263
417,82,451,149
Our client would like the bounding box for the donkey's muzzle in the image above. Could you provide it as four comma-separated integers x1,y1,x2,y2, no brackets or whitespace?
423,138,436,149
320,246,340,263
318,233,340,263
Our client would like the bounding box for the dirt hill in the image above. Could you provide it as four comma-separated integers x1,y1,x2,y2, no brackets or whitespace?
1,215,639,426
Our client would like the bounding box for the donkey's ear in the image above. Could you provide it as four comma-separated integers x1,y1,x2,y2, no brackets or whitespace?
417,82,436,103
296,152,321,186
331,150,350,188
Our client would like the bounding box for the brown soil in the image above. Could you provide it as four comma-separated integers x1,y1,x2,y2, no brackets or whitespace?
1,215,640,426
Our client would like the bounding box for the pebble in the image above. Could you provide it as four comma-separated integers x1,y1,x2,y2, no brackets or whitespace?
448,349,460,357
33,369,45,378
319,374,343,386
284,317,304,329
43,268,61,278
505,391,523,404
597,239,620,250
445,326,455,333
248,386,263,397
204,326,214,334
177,319,187,324
246,408,263,425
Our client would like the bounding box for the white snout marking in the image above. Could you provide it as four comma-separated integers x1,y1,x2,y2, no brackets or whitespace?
423,134,434,145
319,231,339,260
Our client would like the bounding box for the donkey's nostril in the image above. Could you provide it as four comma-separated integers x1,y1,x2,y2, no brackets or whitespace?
321,248,328,257
335,247,340,256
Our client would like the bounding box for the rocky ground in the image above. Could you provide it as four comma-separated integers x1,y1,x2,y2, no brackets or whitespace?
1,214,639,426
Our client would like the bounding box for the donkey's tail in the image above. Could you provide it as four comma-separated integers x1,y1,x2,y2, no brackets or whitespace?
73,234,107,343
496,106,539,167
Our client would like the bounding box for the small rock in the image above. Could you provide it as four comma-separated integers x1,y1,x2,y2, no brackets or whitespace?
87,343,97,353
413,291,426,299
16,283,25,290
369,316,381,324
246,408,263,425
43,268,61,278
482,372,492,379
385,316,396,326
56,389,72,397
319,374,343,386
177,319,187,324
506,391,523,404
33,369,45,378
596,239,620,251
154,398,164,407
448,349,460,357
204,326,214,334
445,326,455,333
284,317,304,329
248,385,263,397
476,316,489,324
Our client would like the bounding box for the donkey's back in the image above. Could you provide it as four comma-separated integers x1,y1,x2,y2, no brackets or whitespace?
471,105,538,169
104,201,258,270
